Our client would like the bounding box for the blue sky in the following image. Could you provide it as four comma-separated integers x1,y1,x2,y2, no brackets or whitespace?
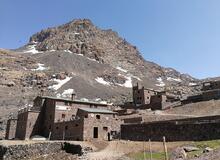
0,0,220,79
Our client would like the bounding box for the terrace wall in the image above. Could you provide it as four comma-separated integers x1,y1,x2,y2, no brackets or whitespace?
121,116,220,141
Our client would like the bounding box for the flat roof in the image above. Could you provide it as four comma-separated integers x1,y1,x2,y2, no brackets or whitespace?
122,115,220,126
78,108,116,114
39,96,109,106
143,88,159,92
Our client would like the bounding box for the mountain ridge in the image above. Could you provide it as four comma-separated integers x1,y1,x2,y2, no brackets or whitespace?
0,19,200,120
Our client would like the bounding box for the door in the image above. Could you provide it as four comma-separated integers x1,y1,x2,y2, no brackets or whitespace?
93,127,98,138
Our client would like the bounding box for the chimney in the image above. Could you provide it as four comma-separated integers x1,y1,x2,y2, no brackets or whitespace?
71,93,75,101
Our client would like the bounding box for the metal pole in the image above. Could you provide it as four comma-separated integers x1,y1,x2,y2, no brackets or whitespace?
143,141,146,160
163,136,168,160
48,131,51,140
149,139,152,160
63,130,65,141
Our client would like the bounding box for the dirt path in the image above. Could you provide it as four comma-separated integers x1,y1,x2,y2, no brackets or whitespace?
84,140,191,160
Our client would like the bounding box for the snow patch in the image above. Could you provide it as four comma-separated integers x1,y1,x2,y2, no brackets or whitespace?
156,77,165,87
167,77,182,82
60,89,75,98
95,77,110,86
121,76,132,88
87,57,98,62
116,66,128,73
24,44,41,54
56,105,71,111
130,75,142,81
64,50,73,53
31,63,47,71
116,75,132,88
73,52,99,63
48,77,72,90
80,98,89,102
189,82,197,86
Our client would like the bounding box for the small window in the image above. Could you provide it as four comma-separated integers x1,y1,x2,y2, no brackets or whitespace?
56,126,59,130
65,102,71,106
96,115,100,119
103,127,108,131
29,122,31,128
75,124,79,127
62,114,66,118
113,114,115,118
49,125,51,130
65,126,68,130
85,115,88,118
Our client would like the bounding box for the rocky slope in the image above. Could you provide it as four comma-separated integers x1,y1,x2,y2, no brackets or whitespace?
19,19,199,97
0,19,200,136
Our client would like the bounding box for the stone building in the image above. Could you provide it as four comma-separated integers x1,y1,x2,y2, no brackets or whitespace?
132,83,180,110
51,108,119,141
184,80,220,102
15,108,41,140
132,83,157,106
5,119,17,140
150,92,181,110
6,96,120,141
202,80,220,91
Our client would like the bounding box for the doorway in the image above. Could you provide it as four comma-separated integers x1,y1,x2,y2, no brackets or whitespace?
93,127,98,138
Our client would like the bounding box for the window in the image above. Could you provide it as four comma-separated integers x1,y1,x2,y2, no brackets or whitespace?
56,126,59,130
29,122,31,128
85,115,88,118
96,115,100,119
103,127,108,131
113,114,115,118
65,102,71,106
75,124,79,127
65,126,68,130
62,114,66,118
49,125,51,130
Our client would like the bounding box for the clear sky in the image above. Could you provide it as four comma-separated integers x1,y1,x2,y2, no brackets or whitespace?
0,0,220,79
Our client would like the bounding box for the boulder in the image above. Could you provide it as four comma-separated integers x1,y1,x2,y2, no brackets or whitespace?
170,147,187,160
183,146,199,152
203,147,213,153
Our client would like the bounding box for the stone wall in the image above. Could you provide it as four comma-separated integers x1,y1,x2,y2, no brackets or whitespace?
15,111,40,140
52,120,84,140
5,119,17,140
121,116,220,141
0,142,82,160
82,111,120,141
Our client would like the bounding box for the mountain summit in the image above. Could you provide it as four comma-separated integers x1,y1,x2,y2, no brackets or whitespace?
0,19,199,122
25,18,196,87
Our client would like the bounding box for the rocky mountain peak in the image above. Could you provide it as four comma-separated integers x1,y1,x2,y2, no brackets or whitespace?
18,19,199,100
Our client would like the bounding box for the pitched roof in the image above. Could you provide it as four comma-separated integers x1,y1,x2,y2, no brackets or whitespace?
78,108,116,114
